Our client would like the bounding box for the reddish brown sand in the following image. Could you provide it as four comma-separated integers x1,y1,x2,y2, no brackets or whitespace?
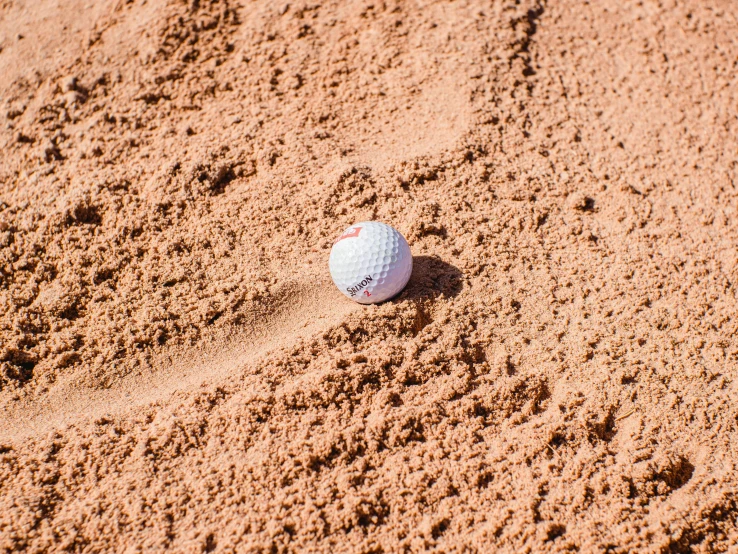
1,0,737,551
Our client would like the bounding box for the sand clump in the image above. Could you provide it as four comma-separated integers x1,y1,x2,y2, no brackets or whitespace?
1,0,737,551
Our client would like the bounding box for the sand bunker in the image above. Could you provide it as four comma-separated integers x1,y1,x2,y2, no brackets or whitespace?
1,0,737,551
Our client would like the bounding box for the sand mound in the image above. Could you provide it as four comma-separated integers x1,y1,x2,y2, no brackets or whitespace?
1,0,737,551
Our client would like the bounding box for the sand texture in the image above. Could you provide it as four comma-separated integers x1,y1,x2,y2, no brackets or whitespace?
1,0,737,551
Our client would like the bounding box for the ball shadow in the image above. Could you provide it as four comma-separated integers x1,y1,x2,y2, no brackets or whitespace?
396,255,464,302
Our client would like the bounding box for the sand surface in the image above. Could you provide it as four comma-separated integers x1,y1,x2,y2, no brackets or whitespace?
1,0,737,551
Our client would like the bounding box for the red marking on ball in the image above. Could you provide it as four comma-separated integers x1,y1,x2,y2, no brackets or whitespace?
334,226,362,245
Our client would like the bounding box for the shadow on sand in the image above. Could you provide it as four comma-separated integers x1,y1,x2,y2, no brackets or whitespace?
396,255,464,302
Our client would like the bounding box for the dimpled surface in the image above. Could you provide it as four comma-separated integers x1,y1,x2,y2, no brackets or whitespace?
329,221,413,304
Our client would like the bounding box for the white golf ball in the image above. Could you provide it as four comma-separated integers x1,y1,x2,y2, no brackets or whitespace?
329,221,413,304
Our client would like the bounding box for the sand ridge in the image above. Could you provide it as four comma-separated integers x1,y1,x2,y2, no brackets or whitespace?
0,278,360,441
1,0,737,551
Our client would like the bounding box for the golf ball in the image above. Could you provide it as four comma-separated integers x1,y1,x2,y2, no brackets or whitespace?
329,221,413,304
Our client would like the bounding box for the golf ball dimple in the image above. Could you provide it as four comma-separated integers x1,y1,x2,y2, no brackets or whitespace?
329,221,413,304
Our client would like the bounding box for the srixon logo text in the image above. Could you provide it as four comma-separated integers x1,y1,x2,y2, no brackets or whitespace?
347,275,373,297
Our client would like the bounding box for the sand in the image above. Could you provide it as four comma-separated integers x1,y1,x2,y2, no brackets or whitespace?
1,0,737,551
